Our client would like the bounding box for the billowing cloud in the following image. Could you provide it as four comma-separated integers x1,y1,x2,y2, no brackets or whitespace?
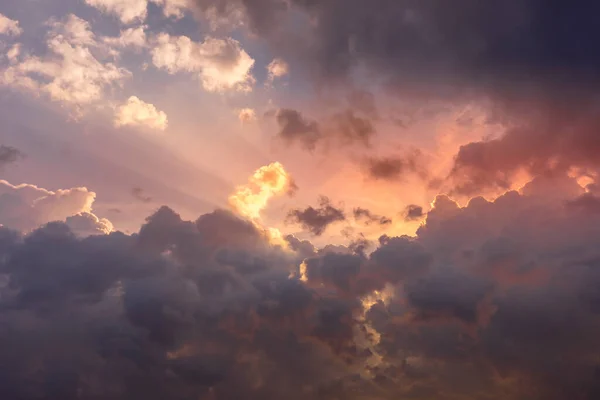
0,14,130,111
0,145,24,168
0,12,22,36
151,33,255,92
0,173,600,398
0,179,110,235
287,196,346,236
84,0,148,24
115,96,168,130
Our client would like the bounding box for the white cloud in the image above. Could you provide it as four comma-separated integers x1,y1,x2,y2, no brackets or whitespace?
0,179,111,235
151,33,255,92
84,0,148,25
115,96,168,130
0,13,22,36
103,25,147,49
267,58,289,81
238,108,256,123
0,14,131,111
150,0,190,18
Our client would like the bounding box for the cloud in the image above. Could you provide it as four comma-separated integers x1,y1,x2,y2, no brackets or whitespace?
0,14,130,112
1,173,600,398
150,0,191,18
353,207,391,226
365,152,423,181
192,1,600,196
115,96,168,130
0,179,110,235
228,162,295,221
0,145,25,168
84,0,148,24
286,196,346,236
274,108,321,150
131,187,153,203
266,58,289,81
103,25,147,49
151,33,255,92
65,212,114,236
404,204,424,221
238,107,256,123
0,12,22,36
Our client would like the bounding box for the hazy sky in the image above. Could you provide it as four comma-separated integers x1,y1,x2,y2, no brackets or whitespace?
1,1,600,399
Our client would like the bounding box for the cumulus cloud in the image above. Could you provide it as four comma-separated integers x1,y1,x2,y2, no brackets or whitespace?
114,96,168,130
0,12,22,36
286,196,346,236
151,33,255,92
0,14,130,112
0,179,111,236
84,0,148,24
0,173,600,398
274,108,321,150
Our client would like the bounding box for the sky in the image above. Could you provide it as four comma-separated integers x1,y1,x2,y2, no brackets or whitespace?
1,1,600,399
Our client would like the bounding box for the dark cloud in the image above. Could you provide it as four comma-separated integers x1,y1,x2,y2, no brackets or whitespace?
353,207,391,226
2,174,600,398
404,204,424,221
197,0,600,193
365,151,423,181
286,196,346,236
273,108,376,151
275,108,321,151
131,187,152,203
0,145,25,168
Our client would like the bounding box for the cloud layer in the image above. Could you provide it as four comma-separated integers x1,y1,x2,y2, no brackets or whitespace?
0,173,599,399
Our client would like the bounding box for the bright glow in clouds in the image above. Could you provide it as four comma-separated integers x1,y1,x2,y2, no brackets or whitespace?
229,162,293,221
229,162,295,247
84,0,148,24
0,13,22,36
0,14,130,110
238,108,257,123
115,96,168,130
151,33,255,92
